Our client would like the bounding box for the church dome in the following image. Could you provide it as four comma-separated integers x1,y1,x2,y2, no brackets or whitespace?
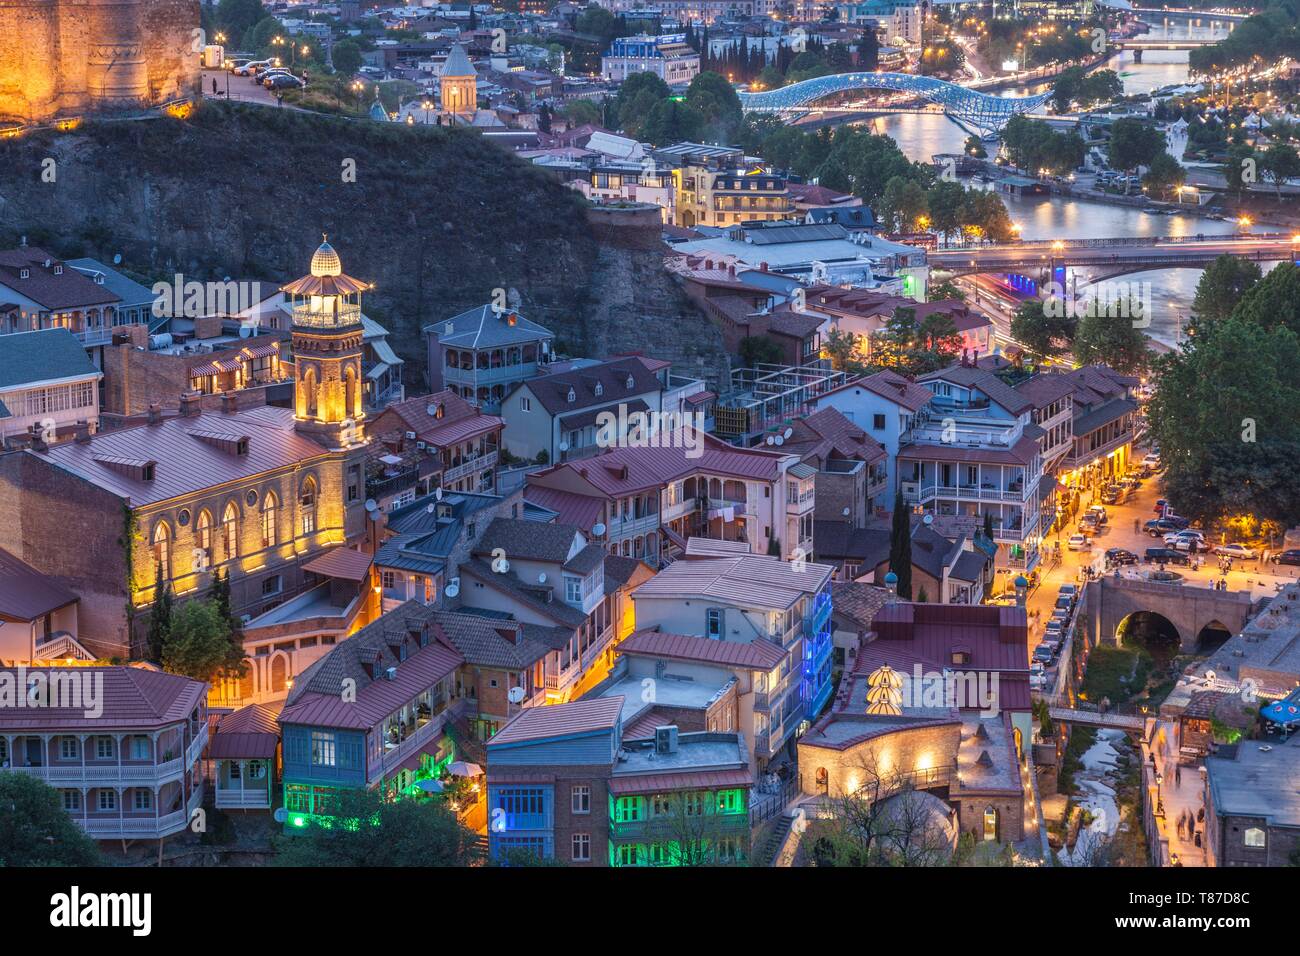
310,239,342,277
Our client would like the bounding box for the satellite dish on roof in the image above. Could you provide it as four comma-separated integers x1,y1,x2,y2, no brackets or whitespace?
774,435,784,446
592,522,606,537
435,487,444,501
508,686,526,704
444,583,460,599
364,498,378,513
113,253,122,265
923,513,934,525
1205,669,1217,683
765,435,775,445
842,507,850,517
784,427,793,439
559,440,569,452
538,572,547,584
273,807,288,824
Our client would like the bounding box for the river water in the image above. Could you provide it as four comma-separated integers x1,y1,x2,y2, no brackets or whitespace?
860,23,1249,346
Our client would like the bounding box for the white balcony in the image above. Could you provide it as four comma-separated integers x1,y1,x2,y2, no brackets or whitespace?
444,450,497,485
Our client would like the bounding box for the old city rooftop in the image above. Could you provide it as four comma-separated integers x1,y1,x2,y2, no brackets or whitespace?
631,554,834,608
30,405,337,505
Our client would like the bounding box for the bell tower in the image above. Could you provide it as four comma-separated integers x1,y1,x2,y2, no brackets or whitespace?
283,237,368,447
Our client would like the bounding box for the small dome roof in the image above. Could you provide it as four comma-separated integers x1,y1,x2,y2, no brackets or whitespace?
311,239,342,277
1014,574,1029,588
884,570,898,584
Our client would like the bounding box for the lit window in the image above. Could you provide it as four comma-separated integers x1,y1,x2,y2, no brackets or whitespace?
1244,827,1266,848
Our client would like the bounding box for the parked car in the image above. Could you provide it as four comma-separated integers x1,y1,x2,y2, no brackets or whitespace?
265,73,305,90
1033,644,1055,664
1068,534,1091,551
233,59,272,75
1087,505,1108,525
1105,547,1138,566
1030,663,1047,689
1055,595,1074,612
1272,549,1300,566
1215,543,1256,560
1144,519,1182,536
1100,487,1121,505
1058,584,1078,602
1165,530,1205,548
1143,453,1161,469
1145,547,1190,566
1154,498,1171,514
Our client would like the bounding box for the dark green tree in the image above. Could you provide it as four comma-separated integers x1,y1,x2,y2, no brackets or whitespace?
738,335,784,367
331,39,363,76
888,491,913,601
1232,262,1300,338
1107,119,1166,192
162,600,247,685
274,787,475,866
1010,299,1075,362
147,561,173,662
0,773,102,866
1072,310,1151,376
1191,254,1262,330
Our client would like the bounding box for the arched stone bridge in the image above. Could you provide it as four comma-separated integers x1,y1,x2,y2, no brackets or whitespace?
737,73,1051,136
1086,576,1254,654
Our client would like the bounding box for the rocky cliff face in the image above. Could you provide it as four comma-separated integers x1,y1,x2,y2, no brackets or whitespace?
0,101,728,386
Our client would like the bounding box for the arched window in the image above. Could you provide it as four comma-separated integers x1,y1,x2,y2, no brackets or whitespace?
300,478,317,536
983,806,998,842
261,492,278,548
344,366,357,419
222,502,239,561
152,522,171,576
303,367,318,419
196,509,214,568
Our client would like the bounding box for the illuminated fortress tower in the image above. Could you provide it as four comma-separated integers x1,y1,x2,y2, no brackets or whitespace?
0,0,201,126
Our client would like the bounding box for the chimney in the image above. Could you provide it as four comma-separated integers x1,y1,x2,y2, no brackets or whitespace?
221,391,238,414
147,403,162,425
28,424,48,453
179,390,202,417
73,420,92,444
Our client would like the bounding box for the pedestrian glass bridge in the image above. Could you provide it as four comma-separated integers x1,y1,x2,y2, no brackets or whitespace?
737,73,1051,136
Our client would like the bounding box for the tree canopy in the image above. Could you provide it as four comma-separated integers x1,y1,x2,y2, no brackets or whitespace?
0,773,102,866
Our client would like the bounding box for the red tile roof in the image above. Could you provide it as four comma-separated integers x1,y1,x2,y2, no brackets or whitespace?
33,405,333,506
372,390,502,448
618,629,786,671
301,546,374,582
0,666,205,730
897,433,1040,466
0,547,77,621
0,248,121,311
817,369,934,412
607,768,752,795
523,485,606,530
487,696,624,746
208,702,281,759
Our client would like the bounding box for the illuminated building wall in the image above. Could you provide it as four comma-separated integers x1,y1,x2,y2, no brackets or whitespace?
0,0,201,127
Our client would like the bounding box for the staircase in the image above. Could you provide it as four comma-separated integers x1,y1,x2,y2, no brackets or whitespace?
445,708,487,766
753,814,795,867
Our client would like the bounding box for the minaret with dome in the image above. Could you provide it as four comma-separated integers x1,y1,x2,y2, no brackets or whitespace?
282,237,369,447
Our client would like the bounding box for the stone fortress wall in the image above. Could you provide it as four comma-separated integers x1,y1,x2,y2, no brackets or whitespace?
0,0,201,126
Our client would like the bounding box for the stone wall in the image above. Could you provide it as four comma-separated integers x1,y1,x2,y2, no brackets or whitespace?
0,0,200,126
797,719,960,800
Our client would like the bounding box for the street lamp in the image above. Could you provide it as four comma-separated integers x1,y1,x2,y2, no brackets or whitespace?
422,99,433,124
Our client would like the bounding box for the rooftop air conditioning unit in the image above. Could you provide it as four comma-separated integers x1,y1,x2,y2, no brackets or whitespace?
655,725,679,755
385,666,398,681
406,431,417,440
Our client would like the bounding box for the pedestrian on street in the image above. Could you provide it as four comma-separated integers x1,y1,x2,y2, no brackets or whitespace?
212,77,217,95
1175,764,1182,787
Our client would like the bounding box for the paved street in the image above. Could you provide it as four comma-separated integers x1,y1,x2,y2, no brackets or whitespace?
202,68,282,106
1023,453,1298,661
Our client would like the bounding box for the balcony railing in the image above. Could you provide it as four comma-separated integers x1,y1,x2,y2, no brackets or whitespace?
444,450,497,484
292,302,362,328
371,702,453,785
75,786,204,839
215,787,273,809
609,811,750,841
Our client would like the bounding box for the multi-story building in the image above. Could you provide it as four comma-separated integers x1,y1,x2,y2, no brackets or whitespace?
1205,730,1300,866
485,697,752,865
1056,365,1140,491
653,144,793,229
798,285,993,356
501,354,666,464
0,247,123,351
0,240,374,659
838,0,924,44
277,601,466,825
523,432,814,565
782,405,889,526
0,667,208,841
812,368,936,500
423,304,555,414
453,517,650,705
601,34,700,86
0,328,102,446
629,550,836,758
0,548,86,664
368,390,504,503
896,365,1046,572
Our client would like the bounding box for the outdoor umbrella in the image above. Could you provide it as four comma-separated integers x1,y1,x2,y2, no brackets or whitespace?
415,778,445,793
447,761,483,777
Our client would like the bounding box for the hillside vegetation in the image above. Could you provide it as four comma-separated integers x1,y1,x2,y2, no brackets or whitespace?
0,101,725,384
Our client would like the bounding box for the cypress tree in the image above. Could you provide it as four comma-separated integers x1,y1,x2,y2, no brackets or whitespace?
889,491,913,600
147,562,173,662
